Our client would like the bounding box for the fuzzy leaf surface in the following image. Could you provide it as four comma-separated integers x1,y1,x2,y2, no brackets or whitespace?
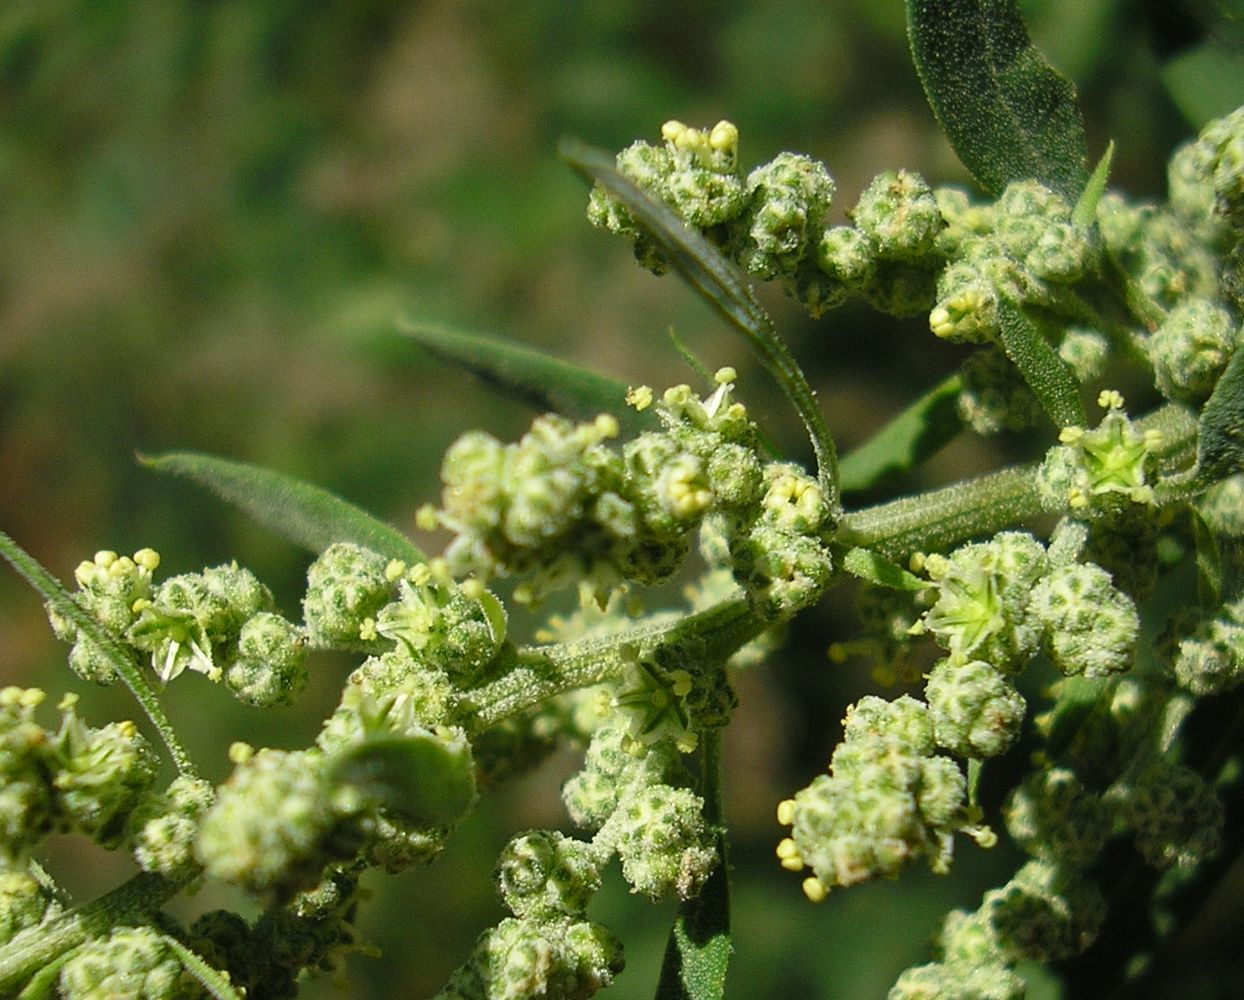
996,297,1085,429
141,451,423,564
906,0,1089,200
401,321,652,438
1197,347,1244,480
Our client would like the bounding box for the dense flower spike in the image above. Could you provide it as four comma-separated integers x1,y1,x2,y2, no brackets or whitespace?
59,925,204,1000
1027,562,1139,677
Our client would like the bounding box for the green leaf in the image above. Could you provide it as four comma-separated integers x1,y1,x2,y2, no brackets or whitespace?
400,320,653,439
560,138,840,508
1043,675,1105,760
1189,508,1223,611
996,298,1085,429
654,850,732,1000
839,375,963,493
841,546,927,591
1197,347,1244,480
140,451,422,564
1072,141,1114,229
0,529,196,778
906,0,1089,201
328,731,477,827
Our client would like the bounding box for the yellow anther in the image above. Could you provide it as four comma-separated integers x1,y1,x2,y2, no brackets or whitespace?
595,413,620,438
1058,426,1084,445
408,562,432,586
776,799,797,826
415,504,440,532
676,731,700,754
928,305,954,339
1143,429,1164,449
228,741,254,764
108,556,135,578
358,618,378,642
968,825,999,849
1067,487,1088,510
1097,389,1125,410
461,578,485,601
428,558,451,582
709,120,738,152
802,876,829,903
922,553,949,580
57,692,79,711
626,385,654,411
669,669,693,698
75,561,99,587
384,559,407,583
133,548,160,572
117,720,137,737
131,598,152,614
714,366,737,385
776,837,801,860
661,120,687,144
909,552,926,573
94,550,118,568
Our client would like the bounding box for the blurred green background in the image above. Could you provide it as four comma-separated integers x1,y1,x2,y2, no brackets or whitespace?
1,1,1241,997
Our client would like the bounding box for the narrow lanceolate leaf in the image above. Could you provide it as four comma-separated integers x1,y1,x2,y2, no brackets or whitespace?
1072,141,1115,229
560,138,840,509
400,321,653,439
140,452,423,564
906,0,1089,201
996,298,1085,429
839,374,963,493
160,935,245,1000
1197,347,1244,480
841,546,927,591
0,530,196,777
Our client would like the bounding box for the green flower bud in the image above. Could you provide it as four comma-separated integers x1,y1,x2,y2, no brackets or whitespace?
437,915,623,1000
853,170,944,261
956,347,1042,435
816,225,876,289
196,748,359,897
778,696,972,896
934,186,996,252
587,139,676,274
0,687,55,858
225,612,309,707
59,925,204,1000
50,695,159,847
600,783,717,900
1004,768,1110,866
1058,327,1109,383
496,831,602,918
925,659,1026,759
130,775,215,878
1148,297,1238,403
982,860,1105,963
738,152,835,279
733,523,833,618
1027,562,1138,677
995,181,1073,259
1172,604,1244,696
888,961,1024,1000
1108,761,1224,870
930,254,1001,344
302,542,397,649
0,864,54,945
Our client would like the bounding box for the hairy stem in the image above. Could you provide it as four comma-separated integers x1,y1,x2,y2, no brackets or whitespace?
465,597,760,732
0,872,187,994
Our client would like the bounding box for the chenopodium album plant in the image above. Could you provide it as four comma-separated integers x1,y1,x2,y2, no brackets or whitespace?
3,3,1244,998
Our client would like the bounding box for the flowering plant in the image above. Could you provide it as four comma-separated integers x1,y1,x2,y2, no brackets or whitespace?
2,2,1243,998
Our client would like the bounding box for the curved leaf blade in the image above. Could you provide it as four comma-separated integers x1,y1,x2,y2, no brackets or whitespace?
400,320,653,438
906,0,1089,200
1198,347,1244,480
839,374,963,493
140,451,423,564
560,138,840,508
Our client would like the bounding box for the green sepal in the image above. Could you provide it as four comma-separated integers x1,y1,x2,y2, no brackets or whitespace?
1072,141,1114,229
400,320,653,439
906,0,1089,201
140,451,423,565
840,546,927,591
1197,347,1244,480
560,138,840,507
839,374,963,493
328,731,477,828
996,297,1085,429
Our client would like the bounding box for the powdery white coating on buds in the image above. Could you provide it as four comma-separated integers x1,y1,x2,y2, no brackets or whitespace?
1004,768,1111,866
925,659,1026,759
979,860,1105,963
225,612,309,707
738,152,836,279
129,775,216,879
1147,297,1239,403
1106,761,1223,870
1027,563,1138,678
58,925,204,1000
1171,596,1244,696
495,831,602,919
888,961,1024,1000
598,783,717,901
853,170,944,262
303,543,399,649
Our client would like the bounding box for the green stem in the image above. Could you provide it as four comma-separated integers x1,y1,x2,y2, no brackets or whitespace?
465,598,760,732
0,530,198,778
0,872,187,995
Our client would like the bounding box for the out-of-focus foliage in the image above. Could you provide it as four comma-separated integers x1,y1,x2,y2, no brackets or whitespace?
0,2,1239,998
